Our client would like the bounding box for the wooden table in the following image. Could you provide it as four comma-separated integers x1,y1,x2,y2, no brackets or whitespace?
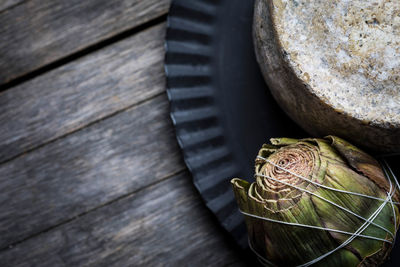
0,1,246,265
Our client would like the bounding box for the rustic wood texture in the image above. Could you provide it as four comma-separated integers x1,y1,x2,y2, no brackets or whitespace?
0,23,166,163
0,0,170,84
0,173,245,267
0,94,186,250
0,0,24,11
0,1,247,266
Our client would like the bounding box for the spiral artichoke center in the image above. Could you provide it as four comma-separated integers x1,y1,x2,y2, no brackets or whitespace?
256,144,317,211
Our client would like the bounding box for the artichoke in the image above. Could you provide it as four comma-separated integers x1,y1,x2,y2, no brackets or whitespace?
231,136,400,266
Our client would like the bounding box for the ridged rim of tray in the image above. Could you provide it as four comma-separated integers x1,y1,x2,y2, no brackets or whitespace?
164,0,247,247
164,0,308,249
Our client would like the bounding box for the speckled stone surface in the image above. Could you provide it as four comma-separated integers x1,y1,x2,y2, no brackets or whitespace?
254,0,400,152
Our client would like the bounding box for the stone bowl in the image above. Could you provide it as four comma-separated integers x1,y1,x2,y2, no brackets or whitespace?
253,0,400,153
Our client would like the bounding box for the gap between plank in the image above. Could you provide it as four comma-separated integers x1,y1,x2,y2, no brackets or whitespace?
0,14,167,93
0,0,27,15
0,168,186,252
0,91,165,166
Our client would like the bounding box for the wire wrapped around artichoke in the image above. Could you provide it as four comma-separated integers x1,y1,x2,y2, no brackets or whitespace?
231,136,400,266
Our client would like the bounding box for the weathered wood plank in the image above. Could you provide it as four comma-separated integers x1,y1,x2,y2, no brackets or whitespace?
0,0,170,84
0,172,246,267
0,23,166,163
0,94,185,249
0,0,25,12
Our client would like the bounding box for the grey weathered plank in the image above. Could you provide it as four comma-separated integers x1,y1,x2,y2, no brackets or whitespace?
0,0,25,12
0,23,166,163
0,172,246,267
0,0,170,84
0,94,185,249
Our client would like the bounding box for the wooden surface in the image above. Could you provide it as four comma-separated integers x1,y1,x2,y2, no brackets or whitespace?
0,23,166,163
0,0,25,11
0,1,246,266
0,0,170,84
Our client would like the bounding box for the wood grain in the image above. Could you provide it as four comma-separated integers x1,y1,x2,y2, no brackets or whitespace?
0,0,170,84
0,172,246,267
0,94,185,249
0,23,166,163
0,0,25,12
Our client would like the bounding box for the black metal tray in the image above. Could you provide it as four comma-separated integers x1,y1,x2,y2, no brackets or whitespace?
164,0,400,265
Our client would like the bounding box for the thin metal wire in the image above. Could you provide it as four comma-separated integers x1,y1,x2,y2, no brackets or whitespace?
239,209,391,243
382,159,399,239
240,155,400,266
247,237,276,267
257,156,400,205
255,172,393,237
299,192,391,267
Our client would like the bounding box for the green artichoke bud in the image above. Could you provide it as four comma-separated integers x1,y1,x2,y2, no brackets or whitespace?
231,136,400,266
